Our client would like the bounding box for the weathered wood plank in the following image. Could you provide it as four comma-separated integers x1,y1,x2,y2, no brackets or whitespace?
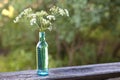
108,77,120,80
0,62,120,80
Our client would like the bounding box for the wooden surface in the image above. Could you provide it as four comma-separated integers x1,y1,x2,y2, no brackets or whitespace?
0,62,120,80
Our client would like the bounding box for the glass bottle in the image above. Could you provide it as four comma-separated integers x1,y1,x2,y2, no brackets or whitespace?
36,32,48,76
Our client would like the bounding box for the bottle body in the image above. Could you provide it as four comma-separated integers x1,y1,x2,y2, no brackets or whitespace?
36,32,48,76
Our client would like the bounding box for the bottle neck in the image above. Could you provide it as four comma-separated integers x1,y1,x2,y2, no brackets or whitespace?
39,32,45,41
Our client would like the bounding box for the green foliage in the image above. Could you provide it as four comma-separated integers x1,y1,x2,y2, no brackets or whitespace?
0,49,35,72
0,48,58,72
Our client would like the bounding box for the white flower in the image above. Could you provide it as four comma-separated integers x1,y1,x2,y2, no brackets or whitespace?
42,18,51,25
30,18,36,25
13,17,19,23
42,18,47,24
64,9,69,17
28,13,36,18
58,8,65,16
18,14,22,18
20,12,24,15
47,15,55,20
13,20,17,23
36,11,48,17
49,6,58,12
48,26,52,31
24,8,32,14
17,8,32,17
13,8,33,23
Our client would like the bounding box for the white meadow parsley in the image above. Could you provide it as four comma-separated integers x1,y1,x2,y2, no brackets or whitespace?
58,8,65,16
30,18,36,25
14,6,69,32
48,26,52,31
14,8,33,23
28,13,36,18
49,6,69,17
64,9,69,17
47,15,55,20
13,17,19,23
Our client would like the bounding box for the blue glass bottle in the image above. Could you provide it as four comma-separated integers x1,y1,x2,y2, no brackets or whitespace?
36,32,48,76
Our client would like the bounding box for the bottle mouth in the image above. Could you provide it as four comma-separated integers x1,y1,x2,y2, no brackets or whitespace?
39,32,45,38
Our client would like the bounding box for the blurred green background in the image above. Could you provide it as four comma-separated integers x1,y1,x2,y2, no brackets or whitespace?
0,0,120,72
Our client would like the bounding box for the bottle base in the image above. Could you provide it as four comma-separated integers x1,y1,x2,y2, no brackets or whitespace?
37,70,48,76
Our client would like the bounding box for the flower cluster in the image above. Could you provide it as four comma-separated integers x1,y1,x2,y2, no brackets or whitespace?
47,15,55,21
14,6,69,32
50,6,69,17
14,8,32,23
